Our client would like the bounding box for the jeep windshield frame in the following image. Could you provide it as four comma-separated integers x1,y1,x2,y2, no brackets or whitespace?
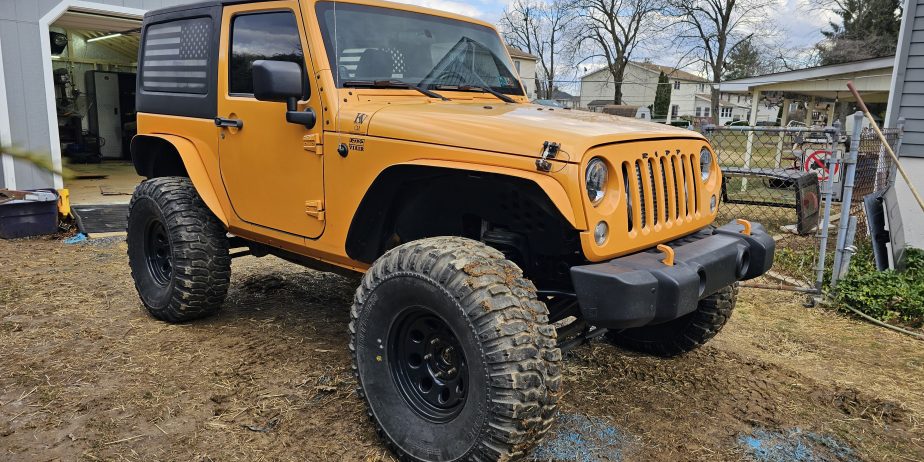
315,2,525,97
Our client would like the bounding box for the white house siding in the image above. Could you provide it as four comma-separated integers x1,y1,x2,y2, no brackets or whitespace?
579,63,711,119
0,0,201,190
887,0,924,248
511,56,537,100
670,80,709,119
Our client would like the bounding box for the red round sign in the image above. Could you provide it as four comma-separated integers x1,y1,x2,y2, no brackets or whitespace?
803,150,839,181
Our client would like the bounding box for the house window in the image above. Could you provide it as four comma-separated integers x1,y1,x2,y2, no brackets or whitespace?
230,11,304,95
703,106,711,117
695,107,702,117
671,104,679,117
698,83,704,92
721,107,733,118
674,80,680,90
514,60,521,74
737,95,741,103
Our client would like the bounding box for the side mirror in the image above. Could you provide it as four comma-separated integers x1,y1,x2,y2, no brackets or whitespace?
252,60,316,128
253,60,302,102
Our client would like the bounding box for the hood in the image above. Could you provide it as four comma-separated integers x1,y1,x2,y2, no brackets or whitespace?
339,101,704,162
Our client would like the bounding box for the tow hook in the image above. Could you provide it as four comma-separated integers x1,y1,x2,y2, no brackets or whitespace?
535,141,560,172
656,244,675,266
736,218,752,235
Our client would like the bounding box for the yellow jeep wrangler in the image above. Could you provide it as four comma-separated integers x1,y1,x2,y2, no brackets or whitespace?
127,0,775,459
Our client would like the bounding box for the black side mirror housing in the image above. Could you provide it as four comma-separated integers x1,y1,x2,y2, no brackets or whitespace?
252,60,316,129
253,60,302,102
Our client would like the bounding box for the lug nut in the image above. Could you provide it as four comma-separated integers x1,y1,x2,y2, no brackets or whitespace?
423,353,433,360
446,367,456,375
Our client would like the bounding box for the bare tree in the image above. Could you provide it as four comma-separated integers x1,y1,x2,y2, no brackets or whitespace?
499,0,576,100
669,0,773,120
574,0,666,105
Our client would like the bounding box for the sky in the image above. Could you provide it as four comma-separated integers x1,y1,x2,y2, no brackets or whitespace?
391,0,839,62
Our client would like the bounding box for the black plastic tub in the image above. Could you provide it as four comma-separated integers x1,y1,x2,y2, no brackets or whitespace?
0,190,59,239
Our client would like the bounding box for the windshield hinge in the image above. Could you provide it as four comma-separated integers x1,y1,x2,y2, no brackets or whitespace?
535,141,560,172
306,199,325,221
303,134,322,155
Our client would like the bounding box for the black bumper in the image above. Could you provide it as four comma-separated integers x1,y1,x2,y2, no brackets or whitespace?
570,221,775,329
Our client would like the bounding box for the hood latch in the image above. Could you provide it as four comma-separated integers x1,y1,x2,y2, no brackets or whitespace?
535,141,560,172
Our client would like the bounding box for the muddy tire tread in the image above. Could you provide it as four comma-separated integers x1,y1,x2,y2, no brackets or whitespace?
128,177,230,323
606,285,738,357
350,237,561,461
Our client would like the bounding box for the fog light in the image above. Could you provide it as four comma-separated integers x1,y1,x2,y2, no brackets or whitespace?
594,221,608,245
710,195,717,212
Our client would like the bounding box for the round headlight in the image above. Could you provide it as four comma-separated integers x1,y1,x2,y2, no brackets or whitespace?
700,147,713,181
586,158,608,206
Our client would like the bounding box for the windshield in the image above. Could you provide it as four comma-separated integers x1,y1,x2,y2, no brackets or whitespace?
316,2,525,96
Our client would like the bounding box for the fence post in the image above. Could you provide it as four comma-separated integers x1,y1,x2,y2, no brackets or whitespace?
831,112,864,286
837,216,859,279
774,130,784,168
815,123,841,292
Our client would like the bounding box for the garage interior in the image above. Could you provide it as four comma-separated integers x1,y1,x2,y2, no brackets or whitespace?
50,10,143,210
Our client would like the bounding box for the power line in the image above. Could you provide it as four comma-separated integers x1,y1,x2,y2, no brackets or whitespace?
528,73,892,86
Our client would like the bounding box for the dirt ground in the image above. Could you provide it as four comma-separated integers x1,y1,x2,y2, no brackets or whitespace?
1,236,922,461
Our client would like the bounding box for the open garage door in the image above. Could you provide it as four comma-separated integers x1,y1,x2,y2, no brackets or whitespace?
48,8,144,213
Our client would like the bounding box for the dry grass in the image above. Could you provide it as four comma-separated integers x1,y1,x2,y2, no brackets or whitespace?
0,236,922,461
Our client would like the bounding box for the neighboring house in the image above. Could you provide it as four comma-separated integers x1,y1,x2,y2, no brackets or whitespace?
506,45,538,100
710,92,769,125
579,62,777,124
579,62,709,119
550,88,577,108
887,0,924,249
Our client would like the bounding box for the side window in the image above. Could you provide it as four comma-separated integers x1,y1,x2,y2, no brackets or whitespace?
229,11,304,95
142,17,212,94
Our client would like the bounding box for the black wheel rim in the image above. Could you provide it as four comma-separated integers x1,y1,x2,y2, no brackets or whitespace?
390,307,468,423
144,219,172,286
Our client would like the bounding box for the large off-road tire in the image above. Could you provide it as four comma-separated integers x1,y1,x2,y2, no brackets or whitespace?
350,237,561,462
604,284,738,357
127,177,230,323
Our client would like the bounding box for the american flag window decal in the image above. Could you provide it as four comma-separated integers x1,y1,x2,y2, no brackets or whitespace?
142,18,211,94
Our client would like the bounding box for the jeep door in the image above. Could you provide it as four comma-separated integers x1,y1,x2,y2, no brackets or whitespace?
217,1,324,238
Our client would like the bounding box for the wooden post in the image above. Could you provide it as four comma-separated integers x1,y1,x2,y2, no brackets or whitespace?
743,89,760,190
805,96,816,125
781,98,791,126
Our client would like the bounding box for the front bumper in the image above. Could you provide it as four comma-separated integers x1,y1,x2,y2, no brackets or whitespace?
570,221,774,329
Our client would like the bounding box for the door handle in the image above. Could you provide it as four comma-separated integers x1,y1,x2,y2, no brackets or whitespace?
214,117,243,129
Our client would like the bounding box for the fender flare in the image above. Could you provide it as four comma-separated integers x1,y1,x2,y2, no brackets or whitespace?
131,134,228,227
345,159,585,263
403,159,581,229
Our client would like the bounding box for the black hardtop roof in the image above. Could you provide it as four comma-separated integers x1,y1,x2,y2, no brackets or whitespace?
144,0,275,18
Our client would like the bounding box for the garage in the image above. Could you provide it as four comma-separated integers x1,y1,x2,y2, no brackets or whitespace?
49,7,143,207
0,1,210,233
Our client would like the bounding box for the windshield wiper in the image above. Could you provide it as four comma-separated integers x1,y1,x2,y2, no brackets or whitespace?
342,80,449,100
433,84,516,103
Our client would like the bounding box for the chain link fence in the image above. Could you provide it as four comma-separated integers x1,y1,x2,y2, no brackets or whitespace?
702,119,901,293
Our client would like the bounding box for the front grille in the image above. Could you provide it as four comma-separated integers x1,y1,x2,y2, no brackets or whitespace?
624,151,700,232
